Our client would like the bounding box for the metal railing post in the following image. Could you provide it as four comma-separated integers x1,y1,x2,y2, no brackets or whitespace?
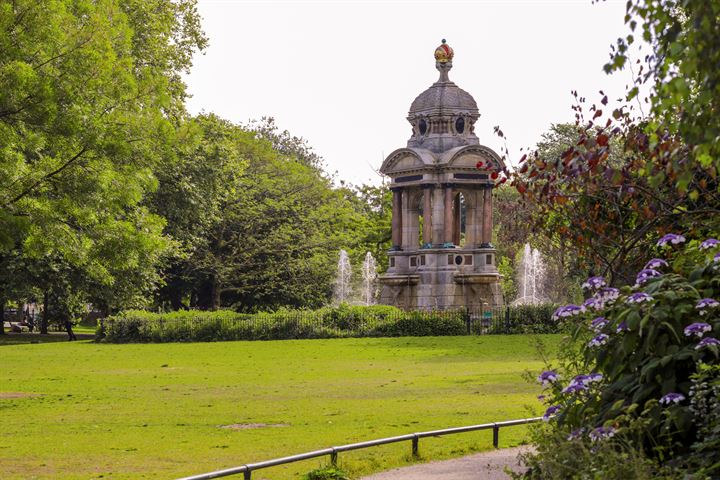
330,448,338,466
411,434,419,458
243,470,251,480
492,424,499,448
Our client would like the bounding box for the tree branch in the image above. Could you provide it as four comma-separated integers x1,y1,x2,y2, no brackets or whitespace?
3,146,88,207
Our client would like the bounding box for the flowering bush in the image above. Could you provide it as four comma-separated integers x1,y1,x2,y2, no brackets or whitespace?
519,237,720,478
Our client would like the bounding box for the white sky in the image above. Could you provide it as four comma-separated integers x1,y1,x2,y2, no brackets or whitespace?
184,0,637,186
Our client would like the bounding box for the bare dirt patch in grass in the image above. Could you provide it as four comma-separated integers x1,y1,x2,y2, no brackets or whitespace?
0,392,40,399
219,423,289,430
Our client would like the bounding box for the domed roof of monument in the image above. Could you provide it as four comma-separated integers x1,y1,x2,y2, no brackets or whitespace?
409,40,479,116
409,84,478,114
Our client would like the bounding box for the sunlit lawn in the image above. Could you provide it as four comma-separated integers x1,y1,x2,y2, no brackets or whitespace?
0,335,559,479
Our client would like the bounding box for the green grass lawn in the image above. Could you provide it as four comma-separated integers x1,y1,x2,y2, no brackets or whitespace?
0,335,559,479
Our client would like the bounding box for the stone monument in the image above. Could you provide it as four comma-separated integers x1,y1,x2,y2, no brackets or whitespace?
378,40,504,310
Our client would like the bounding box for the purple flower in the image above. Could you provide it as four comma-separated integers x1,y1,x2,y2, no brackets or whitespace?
588,333,609,348
562,373,601,394
589,426,616,442
596,287,620,304
567,428,585,441
699,238,719,250
570,373,601,386
582,297,600,311
537,394,546,402
696,298,719,315
715,252,720,263
644,258,668,270
582,276,606,291
627,292,653,304
684,322,712,338
537,370,560,386
552,304,583,320
659,392,685,405
542,405,561,421
696,337,720,350
616,321,628,333
635,269,662,285
590,317,609,332
562,382,587,394
657,233,686,247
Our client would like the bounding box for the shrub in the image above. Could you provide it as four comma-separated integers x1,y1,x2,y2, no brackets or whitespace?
522,237,720,478
497,304,558,334
370,310,467,337
302,465,349,480
100,303,558,343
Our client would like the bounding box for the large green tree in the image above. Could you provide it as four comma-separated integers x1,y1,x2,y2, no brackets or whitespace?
0,0,206,324
152,114,368,311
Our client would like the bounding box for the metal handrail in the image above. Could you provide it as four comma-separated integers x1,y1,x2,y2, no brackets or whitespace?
177,416,541,480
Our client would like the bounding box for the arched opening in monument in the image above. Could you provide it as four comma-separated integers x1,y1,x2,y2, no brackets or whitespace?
417,192,427,248
453,192,466,247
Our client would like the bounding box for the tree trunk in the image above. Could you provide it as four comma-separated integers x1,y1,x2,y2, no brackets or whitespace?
0,297,5,335
210,276,221,311
40,290,49,334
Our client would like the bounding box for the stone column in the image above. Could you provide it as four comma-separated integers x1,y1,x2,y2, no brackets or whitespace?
443,184,454,245
403,189,420,249
432,185,445,247
453,194,461,246
422,185,433,246
481,185,493,246
391,187,402,250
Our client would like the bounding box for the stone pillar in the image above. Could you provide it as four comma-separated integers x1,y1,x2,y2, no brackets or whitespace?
391,187,402,250
453,194,461,246
444,184,454,245
481,185,493,246
403,190,420,249
422,185,433,246
432,185,445,246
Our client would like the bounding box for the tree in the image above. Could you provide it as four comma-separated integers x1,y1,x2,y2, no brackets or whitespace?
0,0,206,321
343,183,392,274
152,114,368,311
509,0,720,288
245,117,325,172
606,0,720,186
513,117,717,287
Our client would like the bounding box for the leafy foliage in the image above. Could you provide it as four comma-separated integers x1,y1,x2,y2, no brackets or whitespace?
605,0,720,179
302,465,350,480
511,0,720,286
150,114,370,311
523,239,720,478
99,304,559,343
0,0,206,321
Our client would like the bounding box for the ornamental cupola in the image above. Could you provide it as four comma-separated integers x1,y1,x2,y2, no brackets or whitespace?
407,39,480,153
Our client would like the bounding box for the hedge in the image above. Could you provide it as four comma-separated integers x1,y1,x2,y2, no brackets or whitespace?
98,304,558,343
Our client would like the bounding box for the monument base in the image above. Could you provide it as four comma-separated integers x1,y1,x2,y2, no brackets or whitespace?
378,247,504,310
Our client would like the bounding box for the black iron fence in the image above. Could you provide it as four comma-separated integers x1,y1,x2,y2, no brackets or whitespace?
100,304,557,343
176,416,541,480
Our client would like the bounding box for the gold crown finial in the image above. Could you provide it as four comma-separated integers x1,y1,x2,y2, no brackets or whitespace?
434,40,454,63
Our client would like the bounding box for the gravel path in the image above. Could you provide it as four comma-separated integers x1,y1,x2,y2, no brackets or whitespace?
360,446,532,480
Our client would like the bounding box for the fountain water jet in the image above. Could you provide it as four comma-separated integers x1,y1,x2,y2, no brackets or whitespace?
334,249,352,304
512,243,547,305
361,252,377,306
